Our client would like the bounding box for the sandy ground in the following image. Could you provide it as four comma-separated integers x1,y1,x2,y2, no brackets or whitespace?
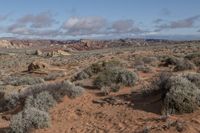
32,86,200,133
0,45,200,133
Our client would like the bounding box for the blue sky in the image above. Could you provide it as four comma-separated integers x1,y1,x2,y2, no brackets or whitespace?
0,0,200,40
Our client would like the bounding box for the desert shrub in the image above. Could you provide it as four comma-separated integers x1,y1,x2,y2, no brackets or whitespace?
140,72,172,97
185,53,200,66
102,60,121,68
162,76,200,114
72,60,121,81
100,84,121,95
118,69,138,86
192,58,200,66
73,71,90,80
134,57,157,68
0,92,20,112
0,80,4,85
94,69,118,89
89,62,105,74
7,81,84,132
162,56,180,66
44,72,65,81
183,73,200,88
185,52,200,60
136,65,152,73
66,86,85,98
142,57,157,64
24,91,56,112
162,56,196,71
59,81,85,99
174,59,195,71
10,108,50,133
94,68,138,89
140,73,200,114
4,76,45,86
21,80,85,102
0,81,84,112
28,81,83,102
134,59,144,66
72,62,102,81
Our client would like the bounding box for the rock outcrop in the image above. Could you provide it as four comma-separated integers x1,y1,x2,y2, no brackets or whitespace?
28,61,49,72
0,40,14,48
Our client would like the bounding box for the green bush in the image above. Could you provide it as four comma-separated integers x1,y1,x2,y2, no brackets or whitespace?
72,60,121,81
142,57,157,64
185,53,200,66
162,56,180,66
163,76,200,114
100,84,121,95
23,80,85,101
0,80,85,112
73,71,90,80
136,65,152,73
0,92,20,112
140,72,172,97
4,76,44,86
118,69,138,86
102,60,121,68
161,56,195,71
24,91,56,112
185,52,200,60
183,73,200,88
10,108,50,133
44,72,65,81
61,81,85,98
8,80,84,132
134,59,144,66
94,68,120,89
94,68,138,89
174,59,195,71
140,72,200,114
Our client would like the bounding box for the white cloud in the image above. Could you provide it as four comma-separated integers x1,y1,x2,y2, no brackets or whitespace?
62,16,106,35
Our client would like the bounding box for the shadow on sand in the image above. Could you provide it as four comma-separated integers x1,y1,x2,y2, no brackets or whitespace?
117,91,162,115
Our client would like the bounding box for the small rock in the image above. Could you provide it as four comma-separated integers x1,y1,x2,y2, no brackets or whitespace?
35,50,42,56
92,99,106,105
176,122,184,132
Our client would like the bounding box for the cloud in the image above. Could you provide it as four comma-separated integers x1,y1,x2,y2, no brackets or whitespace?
153,18,164,24
62,17,143,36
62,16,106,35
111,19,142,34
156,15,200,31
5,11,60,38
16,11,57,28
198,29,200,32
5,15,144,38
7,25,29,35
160,8,171,16
0,13,10,21
6,23,60,37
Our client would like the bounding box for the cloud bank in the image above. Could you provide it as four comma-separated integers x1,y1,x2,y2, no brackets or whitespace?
155,15,200,31
0,11,200,39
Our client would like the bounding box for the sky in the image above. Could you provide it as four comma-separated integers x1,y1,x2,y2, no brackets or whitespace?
0,0,200,40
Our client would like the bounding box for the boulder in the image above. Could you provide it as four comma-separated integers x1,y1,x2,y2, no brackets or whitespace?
28,61,49,72
35,50,43,56
47,50,70,57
